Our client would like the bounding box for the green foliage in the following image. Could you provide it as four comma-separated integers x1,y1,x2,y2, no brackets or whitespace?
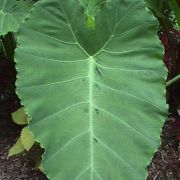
171,0,180,29
145,0,180,29
8,137,25,157
87,15,96,29
0,0,33,36
8,127,35,157
11,107,28,125
9,108,34,157
79,0,106,16
21,127,35,151
144,0,165,18
15,0,167,179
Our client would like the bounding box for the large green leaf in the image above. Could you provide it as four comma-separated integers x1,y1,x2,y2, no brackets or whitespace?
15,0,167,179
0,0,33,36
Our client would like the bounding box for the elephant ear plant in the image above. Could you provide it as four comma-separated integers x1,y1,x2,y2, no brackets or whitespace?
14,0,168,179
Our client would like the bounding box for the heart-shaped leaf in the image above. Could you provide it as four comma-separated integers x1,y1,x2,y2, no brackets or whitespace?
15,0,167,179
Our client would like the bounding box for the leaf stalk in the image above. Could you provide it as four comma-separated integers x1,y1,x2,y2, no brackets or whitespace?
166,74,180,87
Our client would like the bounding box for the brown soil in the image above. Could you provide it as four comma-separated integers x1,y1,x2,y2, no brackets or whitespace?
147,118,180,180
0,115,47,180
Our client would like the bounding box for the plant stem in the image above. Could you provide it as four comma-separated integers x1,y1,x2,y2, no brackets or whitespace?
166,74,180,87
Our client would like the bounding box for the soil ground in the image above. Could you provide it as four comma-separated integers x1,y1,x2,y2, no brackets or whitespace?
147,118,180,180
0,115,47,180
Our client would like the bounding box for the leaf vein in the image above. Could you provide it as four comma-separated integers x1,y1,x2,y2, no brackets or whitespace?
74,166,91,180
18,49,89,63
94,59,155,71
113,23,154,38
20,76,88,89
93,105,155,144
60,3,90,56
102,47,157,54
94,80,161,110
94,169,103,180
31,102,89,126
95,137,138,173
45,131,89,162
22,28,77,45
94,2,141,57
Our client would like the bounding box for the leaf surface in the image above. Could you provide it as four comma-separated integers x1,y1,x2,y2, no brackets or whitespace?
11,107,28,125
0,0,33,36
15,0,167,179
8,138,25,157
21,127,35,151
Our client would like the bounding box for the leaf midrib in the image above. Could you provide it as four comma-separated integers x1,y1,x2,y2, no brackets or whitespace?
88,56,94,178
60,5,96,176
